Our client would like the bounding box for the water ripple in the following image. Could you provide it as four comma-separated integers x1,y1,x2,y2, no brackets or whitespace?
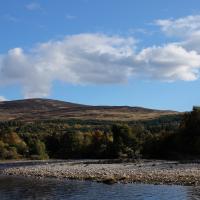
0,176,199,200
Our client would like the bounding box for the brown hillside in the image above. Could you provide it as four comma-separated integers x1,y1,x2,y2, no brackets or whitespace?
0,98,179,122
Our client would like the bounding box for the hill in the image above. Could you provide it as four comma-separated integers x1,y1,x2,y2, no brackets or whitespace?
0,98,179,122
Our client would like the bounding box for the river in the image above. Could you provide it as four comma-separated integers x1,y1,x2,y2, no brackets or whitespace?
0,176,199,200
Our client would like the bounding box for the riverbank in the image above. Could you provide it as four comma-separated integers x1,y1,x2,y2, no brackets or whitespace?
1,159,200,186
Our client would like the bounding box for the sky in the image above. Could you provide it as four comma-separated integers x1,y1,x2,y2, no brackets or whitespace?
0,0,200,111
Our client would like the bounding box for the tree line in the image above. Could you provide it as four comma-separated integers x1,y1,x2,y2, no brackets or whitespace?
0,109,198,160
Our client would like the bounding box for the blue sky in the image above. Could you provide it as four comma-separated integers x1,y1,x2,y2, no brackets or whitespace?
0,0,200,111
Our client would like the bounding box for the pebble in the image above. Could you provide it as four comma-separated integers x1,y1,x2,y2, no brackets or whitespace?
1,160,200,186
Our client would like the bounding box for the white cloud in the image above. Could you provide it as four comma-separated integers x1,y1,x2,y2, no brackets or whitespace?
181,31,200,53
26,2,41,11
155,15,200,54
155,15,200,38
0,34,136,98
0,33,200,98
0,96,7,101
136,44,200,81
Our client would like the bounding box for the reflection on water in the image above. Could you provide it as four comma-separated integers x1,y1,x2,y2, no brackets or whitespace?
0,176,199,200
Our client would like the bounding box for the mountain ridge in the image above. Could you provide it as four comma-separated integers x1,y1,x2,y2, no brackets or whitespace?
0,98,180,122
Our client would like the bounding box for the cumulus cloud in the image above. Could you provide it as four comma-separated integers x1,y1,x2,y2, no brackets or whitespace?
181,31,200,52
0,34,136,98
0,31,200,98
155,15,200,53
155,15,200,38
136,44,200,81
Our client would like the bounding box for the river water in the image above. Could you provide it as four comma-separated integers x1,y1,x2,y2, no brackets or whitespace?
0,176,199,200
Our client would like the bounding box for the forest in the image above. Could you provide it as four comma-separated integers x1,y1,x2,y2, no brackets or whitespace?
0,108,199,160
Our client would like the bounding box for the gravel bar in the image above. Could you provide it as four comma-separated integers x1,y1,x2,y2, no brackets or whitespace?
1,159,200,186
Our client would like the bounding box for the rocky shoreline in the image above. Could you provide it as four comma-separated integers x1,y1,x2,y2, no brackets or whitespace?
1,159,200,186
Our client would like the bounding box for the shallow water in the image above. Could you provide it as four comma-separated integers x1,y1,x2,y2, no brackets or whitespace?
0,176,199,200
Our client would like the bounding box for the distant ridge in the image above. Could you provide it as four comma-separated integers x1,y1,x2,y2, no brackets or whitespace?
0,98,179,122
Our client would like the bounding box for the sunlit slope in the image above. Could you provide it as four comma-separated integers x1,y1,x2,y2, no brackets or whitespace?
0,98,179,122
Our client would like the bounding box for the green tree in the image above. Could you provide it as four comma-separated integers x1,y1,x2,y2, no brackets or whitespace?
29,140,49,160
112,124,140,158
